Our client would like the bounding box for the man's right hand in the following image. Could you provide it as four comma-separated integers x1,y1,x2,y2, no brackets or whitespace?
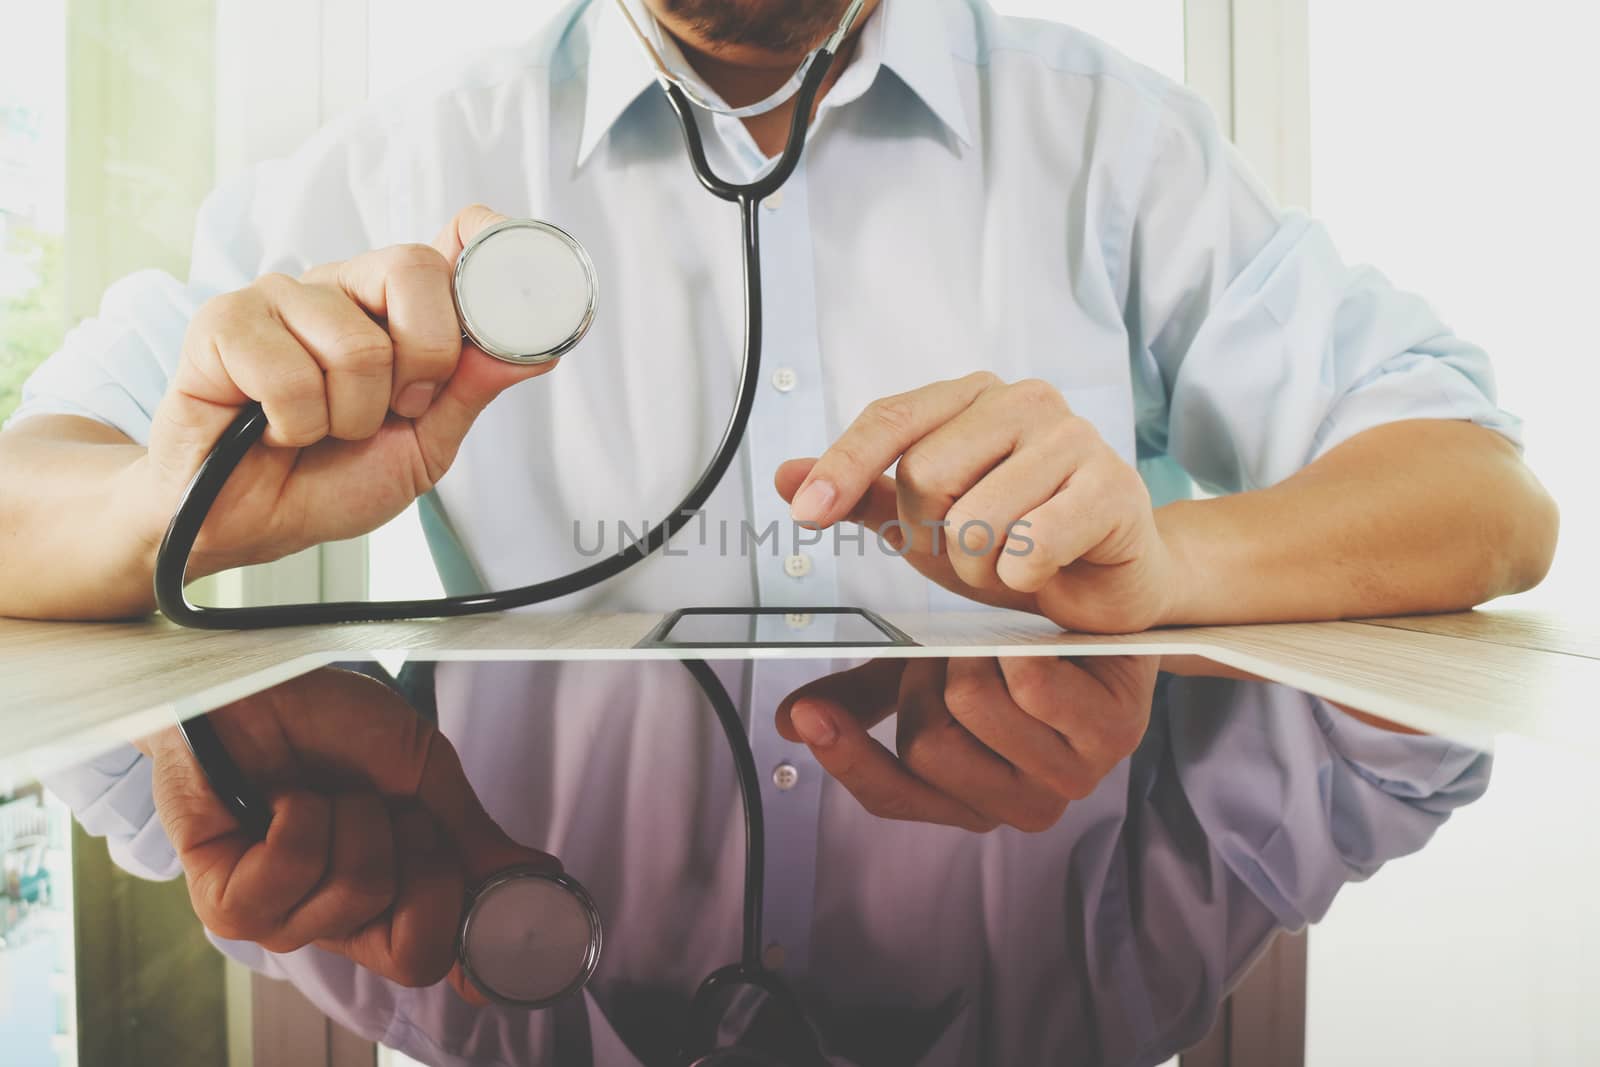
140,667,559,1003
140,203,555,576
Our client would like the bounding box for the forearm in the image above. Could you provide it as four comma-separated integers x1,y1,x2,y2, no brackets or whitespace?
0,417,165,620
1157,419,1559,625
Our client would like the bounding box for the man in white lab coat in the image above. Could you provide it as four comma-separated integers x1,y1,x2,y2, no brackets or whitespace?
0,0,1547,1062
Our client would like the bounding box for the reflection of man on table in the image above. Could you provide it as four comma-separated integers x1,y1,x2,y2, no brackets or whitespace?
56,668,1490,1064
0,0,1552,1063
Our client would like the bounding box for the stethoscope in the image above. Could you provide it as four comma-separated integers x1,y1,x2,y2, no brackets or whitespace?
162,0,868,1060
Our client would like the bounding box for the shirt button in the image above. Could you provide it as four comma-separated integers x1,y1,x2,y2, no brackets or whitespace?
764,189,785,211
783,553,812,579
771,366,798,393
772,762,800,791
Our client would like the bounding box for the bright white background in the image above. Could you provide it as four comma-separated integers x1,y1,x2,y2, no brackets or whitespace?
1306,734,1600,1065
1303,2,1600,1062
1307,0,1599,617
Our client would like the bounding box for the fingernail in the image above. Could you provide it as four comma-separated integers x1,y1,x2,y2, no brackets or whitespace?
395,382,438,419
791,701,838,747
790,479,837,523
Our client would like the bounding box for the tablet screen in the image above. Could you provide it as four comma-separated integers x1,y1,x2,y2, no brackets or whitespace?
644,608,913,648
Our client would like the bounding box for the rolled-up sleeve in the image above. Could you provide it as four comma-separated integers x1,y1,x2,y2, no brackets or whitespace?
1165,677,1491,934
1124,87,1521,496
5,109,396,441
1122,678,1491,1061
6,268,198,443
40,745,181,881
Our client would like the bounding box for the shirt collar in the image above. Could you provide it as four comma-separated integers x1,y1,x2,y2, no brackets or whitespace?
575,0,971,168
845,0,971,146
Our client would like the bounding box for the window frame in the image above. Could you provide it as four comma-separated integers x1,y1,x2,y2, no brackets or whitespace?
1186,0,1312,207
210,0,371,608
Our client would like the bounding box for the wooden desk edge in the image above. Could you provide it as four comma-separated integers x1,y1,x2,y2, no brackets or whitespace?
6,611,1599,782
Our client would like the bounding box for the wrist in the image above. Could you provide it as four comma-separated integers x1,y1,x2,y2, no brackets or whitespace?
116,454,168,581
1152,499,1215,626
122,451,256,585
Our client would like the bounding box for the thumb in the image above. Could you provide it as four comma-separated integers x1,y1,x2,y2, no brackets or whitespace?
415,728,562,885
269,670,561,881
412,735,564,1010
413,203,566,474
430,203,512,265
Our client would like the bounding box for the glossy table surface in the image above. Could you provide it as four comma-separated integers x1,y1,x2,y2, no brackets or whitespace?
4,607,1599,1066
3,607,1598,778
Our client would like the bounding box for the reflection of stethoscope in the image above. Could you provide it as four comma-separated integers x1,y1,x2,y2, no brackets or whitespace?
163,0,868,1058
183,660,775,1037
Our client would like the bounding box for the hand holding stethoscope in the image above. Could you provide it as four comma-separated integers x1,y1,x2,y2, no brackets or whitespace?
136,204,574,592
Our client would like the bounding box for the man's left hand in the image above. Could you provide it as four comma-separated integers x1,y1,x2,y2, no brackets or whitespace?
776,656,1157,832
778,373,1184,634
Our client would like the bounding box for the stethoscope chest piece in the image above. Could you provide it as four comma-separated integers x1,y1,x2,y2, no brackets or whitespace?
459,867,604,1008
454,218,598,365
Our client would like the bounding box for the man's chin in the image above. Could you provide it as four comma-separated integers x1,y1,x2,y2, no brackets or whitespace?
653,0,850,57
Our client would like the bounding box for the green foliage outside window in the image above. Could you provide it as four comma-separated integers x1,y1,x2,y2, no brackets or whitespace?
0,224,65,424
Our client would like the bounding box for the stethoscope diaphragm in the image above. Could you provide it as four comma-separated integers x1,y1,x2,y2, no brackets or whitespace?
458,867,604,1008
453,218,598,365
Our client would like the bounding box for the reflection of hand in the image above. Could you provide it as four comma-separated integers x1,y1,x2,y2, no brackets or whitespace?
138,668,558,1004
778,373,1181,633
778,657,1158,832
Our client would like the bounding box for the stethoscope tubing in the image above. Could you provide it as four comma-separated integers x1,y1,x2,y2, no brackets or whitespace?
160,37,846,1011
177,660,764,1001
151,54,834,631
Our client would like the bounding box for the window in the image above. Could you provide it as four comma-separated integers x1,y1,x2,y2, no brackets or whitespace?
1,7,219,1066
0,787,76,1066
0,1,216,428
1307,0,1598,611
0,5,65,426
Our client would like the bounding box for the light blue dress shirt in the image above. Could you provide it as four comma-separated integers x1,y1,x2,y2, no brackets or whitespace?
19,0,1510,1062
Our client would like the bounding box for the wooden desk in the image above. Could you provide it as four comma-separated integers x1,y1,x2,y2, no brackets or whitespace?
4,608,1598,780
4,606,1596,1067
